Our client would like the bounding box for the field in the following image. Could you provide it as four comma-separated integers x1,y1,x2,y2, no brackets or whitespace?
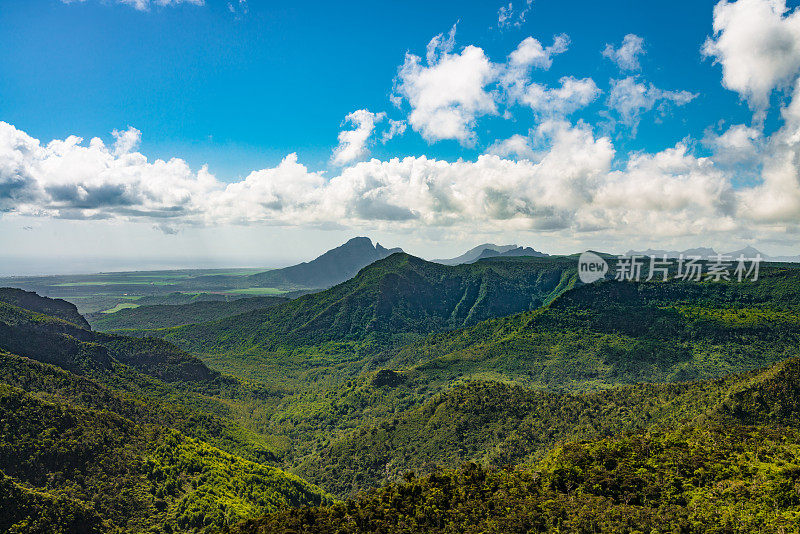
0,268,291,314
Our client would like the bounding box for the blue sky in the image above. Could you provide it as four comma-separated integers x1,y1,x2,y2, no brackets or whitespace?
2,0,800,272
1,0,751,177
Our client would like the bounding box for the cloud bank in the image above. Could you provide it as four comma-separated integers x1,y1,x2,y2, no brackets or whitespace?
5,0,800,248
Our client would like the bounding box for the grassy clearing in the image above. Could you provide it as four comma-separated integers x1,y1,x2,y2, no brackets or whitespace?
225,288,287,295
101,303,141,314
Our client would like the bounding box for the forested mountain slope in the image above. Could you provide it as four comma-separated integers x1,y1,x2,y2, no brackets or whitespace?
236,424,800,533
164,253,579,353
295,352,800,497
0,382,330,533
0,287,90,329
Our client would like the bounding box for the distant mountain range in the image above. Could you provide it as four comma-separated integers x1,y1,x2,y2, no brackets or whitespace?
474,246,549,261
249,237,402,289
433,244,549,265
432,244,518,265
624,245,800,262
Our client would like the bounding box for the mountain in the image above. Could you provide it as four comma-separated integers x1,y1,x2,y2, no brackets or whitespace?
0,381,331,533
88,295,289,331
163,253,580,353
238,424,800,533
623,247,720,259
622,245,800,262
248,237,402,290
431,243,518,265
473,245,549,261
383,266,800,391
0,287,90,329
239,353,800,531
0,289,219,386
291,268,800,496
0,293,333,533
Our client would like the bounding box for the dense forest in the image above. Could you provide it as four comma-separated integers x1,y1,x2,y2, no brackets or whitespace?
3,256,800,532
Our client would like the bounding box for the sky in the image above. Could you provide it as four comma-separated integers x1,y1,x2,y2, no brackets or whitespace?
2,0,800,273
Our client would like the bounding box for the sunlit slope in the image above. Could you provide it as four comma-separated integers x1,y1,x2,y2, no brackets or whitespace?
165,253,580,353
0,383,331,533
384,266,800,390
295,350,800,497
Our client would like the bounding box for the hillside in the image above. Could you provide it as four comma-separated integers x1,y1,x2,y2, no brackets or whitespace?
0,382,331,533
235,424,800,533
8,259,800,532
0,294,222,388
88,295,288,331
0,287,90,329
474,246,549,261
166,253,580,354
381,266,800,391
248,237,402,290
295,350,800,497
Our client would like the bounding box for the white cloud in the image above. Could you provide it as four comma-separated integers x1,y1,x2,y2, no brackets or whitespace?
703,123,764,167
111,127,142,156
485,134,538,160
227,0,247,15
497,0,534,29
332,110,385,166
395,26,497,145
602,34,645,71
0,122,217,219
4,119,800,243
606,77,697,130
382,119,407,143
0,119,751,239
62,0,204,10
507,34,570,70
518,76,600,116
703,0,800,113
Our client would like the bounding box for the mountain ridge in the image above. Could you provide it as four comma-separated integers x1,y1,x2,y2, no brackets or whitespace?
249,237,402,290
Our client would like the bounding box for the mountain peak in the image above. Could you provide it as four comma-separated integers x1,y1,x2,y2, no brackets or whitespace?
249,237,403,289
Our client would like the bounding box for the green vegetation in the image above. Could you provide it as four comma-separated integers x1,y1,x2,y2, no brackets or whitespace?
165,253,580,354
224,288,287,295
0,383,331,533
236,425,800,533
100,302,141,313
89,295,288,331
6,255,800,532
0,267,294,314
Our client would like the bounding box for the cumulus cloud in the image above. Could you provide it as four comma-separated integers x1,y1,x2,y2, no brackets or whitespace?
500,36,595,117
703,0,800,113
507,34,570,71
497,0,533,29
393,29,575,145
602,34,645,71
395,26,497,145
518,76,600,116
485,134,538,160
703,123,764,168
0,122,216,219
382,119,407,143
606,77,697,130
0,119,771,241
62,0,203,10
332,110,385,166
